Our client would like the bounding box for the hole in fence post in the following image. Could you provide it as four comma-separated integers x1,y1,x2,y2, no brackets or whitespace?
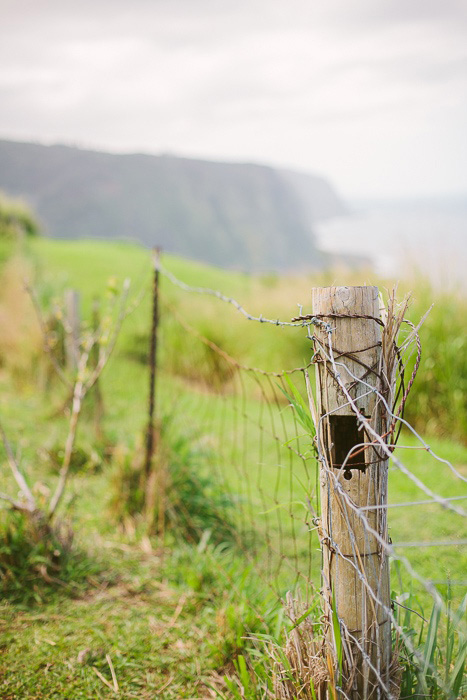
329,415,367,480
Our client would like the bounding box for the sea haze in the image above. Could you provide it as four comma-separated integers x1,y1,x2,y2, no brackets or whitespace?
314,196,467,290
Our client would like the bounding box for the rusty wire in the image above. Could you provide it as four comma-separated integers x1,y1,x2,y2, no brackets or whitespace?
156,266,466,699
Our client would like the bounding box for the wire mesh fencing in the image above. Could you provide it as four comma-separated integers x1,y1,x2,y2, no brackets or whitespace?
150,258,466,699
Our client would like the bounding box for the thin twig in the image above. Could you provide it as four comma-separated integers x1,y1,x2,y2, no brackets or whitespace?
167,593,187,629
0,421,36,510
24,282,73,389
84,279,131,393
392,600,427,623
92,666,116,692
48,348,90,518
0,491,32,512
106,654,119,693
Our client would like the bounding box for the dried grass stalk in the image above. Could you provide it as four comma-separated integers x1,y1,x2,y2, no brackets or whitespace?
380,287,409,419
272,593,330,700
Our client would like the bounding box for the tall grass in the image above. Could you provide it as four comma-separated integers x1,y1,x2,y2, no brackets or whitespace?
0,239,465,696
0,254,41,374
21,237,466,444
406,283,467,442
109,415,238,544
396,590,467,699
0,509,101,605
211,585,467,700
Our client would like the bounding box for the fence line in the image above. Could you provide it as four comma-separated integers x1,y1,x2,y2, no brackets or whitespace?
156,259,332,330
153,262,466,698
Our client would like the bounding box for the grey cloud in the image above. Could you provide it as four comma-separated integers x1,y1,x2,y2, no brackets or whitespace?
0,0,466,197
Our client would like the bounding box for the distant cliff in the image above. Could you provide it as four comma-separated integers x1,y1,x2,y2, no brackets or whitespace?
0,139,347,271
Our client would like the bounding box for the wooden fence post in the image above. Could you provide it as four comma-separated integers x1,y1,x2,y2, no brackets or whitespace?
91,297,104,441
311,286,392,698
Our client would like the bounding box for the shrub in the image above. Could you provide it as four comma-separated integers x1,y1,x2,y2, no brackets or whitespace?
0,509,99,604
110,416,238,545
42,441,105,475
0,191,40,240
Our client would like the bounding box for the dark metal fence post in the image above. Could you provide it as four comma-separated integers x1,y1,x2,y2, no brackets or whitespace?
144,248,161,477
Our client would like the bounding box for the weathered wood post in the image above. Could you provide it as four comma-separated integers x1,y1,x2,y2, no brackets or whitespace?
91,297,104,441
311,286,391,699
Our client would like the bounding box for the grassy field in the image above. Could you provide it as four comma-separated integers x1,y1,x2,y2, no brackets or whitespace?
0,238,466,698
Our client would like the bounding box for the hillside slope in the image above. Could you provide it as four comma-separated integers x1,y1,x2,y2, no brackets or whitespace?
0,139,346,271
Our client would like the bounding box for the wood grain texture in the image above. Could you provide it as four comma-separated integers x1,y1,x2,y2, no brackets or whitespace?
312,286,392,699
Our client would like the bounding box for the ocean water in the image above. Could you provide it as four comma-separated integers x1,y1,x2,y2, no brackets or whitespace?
314,197,467,291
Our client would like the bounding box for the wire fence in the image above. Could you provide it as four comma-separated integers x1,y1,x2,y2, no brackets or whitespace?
152,259,466,699
1,249,465,699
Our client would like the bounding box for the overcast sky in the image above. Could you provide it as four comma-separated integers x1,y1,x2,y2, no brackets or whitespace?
1,0,466,198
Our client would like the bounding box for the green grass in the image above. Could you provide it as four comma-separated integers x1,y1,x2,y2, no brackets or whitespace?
0,545,231,698
0,515,281,698
26,236,467,442
0,237,466,697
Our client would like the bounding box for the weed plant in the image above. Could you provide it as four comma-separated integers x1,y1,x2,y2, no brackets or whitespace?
43,441,105,475
394,576,467,699
110,416,238,545
211,585,466,699
0,509,101,605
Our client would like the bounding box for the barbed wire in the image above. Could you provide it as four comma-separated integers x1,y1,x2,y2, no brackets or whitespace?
310,307,466,696
166,301,313,377
155,263,466,698
156,260,332,331
321,347,467,494
313,330,466,640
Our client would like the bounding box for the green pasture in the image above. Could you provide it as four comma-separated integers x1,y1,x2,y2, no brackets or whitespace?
0,237,466,698
27,237,467,583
